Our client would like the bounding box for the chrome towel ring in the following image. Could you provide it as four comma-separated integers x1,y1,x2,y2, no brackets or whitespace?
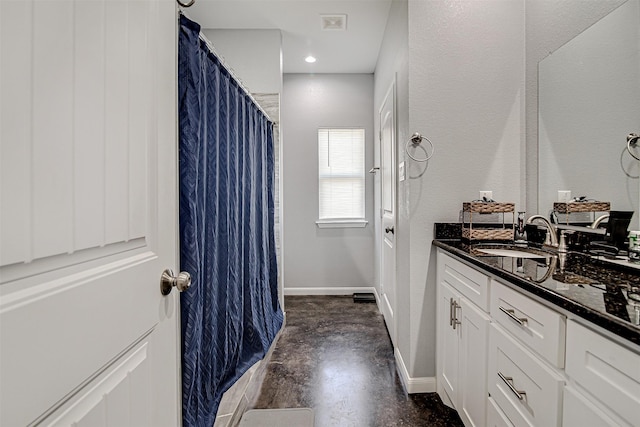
405,132,435,162
627,133,640,161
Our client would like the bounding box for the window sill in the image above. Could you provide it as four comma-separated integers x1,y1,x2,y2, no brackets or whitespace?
315,219,368,229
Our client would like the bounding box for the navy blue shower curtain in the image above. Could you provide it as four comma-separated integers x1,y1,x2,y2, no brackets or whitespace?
178,15,283,427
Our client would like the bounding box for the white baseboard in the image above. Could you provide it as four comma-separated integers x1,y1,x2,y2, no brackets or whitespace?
395,347,437,394
284,286,378,296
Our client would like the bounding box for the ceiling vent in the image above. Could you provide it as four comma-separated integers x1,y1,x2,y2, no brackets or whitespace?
320,14,347,31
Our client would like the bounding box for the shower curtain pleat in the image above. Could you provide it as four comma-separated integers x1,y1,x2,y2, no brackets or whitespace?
178,15,283,427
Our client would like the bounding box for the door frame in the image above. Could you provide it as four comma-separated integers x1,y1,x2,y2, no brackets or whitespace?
377,77,397,344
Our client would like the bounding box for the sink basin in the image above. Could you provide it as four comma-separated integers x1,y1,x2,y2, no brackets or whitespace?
475,248,553,259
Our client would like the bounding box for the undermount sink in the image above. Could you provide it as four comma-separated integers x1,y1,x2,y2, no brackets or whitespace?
475,247,553,259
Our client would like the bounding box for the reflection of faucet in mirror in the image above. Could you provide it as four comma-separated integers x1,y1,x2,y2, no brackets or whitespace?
590,214,609,229
526,215,558,248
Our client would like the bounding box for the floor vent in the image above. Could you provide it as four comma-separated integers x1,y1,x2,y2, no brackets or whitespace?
353,293,376,303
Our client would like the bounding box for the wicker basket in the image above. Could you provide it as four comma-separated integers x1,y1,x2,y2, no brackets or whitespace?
462,201,515,242
463,202,515,213
553,202,610,214
462,228,513,241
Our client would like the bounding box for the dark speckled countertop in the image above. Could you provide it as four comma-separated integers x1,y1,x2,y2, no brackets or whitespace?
433,239,640,347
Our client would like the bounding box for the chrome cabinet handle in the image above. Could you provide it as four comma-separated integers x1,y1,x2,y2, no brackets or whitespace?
498,372,527,401
452,300,461,330
449,298,454,326
160,269,191,296
499,306,528,326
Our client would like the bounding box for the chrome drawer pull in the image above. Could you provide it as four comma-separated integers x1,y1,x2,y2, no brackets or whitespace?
498,372,527,401
499,306,528,326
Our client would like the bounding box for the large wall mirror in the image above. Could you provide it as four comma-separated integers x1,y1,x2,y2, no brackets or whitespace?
538,0,640,229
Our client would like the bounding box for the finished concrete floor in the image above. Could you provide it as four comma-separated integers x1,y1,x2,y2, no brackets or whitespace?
249,295,464,427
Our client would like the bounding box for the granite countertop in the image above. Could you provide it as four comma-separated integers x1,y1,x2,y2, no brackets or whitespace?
433,238,640,347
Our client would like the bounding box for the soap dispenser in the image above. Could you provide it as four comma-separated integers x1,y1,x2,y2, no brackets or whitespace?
514,211,527,244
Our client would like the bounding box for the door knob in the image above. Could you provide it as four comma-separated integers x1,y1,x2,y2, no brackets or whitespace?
160,269,191,296
385,226,394,234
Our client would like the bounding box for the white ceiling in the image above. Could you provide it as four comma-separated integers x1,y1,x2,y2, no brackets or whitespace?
186,0,394,73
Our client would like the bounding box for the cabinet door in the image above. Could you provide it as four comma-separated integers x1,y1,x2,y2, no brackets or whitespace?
562,386,618,427
438,282,460,406
565,320,640,426
459,297,490,427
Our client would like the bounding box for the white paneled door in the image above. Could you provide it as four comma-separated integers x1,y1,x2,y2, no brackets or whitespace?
0,1,180,426
379,80,396,345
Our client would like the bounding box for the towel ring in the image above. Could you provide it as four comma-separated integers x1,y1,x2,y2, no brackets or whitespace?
627,133,640,161
405,132,434,162
177,0,195,7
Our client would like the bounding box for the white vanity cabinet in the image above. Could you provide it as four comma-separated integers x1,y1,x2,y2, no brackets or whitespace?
437,250,491,427
436,247,640,427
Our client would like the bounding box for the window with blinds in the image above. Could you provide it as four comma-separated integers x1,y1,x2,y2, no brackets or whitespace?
318,128,365,220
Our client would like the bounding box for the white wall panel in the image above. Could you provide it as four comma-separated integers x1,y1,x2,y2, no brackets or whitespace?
104,1,130,245
1,0,150,269
32,1,74,259
74,1,106,251
128,1,148,241
0,0,33,266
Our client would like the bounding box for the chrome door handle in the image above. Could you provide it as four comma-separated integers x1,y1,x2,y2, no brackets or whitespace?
385,226,394,234
499,306,528,326
498,372,527,401
160,269,191,296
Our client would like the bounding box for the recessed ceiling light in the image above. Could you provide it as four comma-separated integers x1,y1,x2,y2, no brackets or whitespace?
305,56,317,63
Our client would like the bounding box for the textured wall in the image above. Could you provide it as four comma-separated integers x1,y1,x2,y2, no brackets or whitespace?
405,0,525,379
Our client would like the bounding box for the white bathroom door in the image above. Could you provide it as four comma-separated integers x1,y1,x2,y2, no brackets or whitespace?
379,81,397,344
0,1,180,426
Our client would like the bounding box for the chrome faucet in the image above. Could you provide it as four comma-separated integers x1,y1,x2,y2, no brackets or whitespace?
590,214,609,229
526,215,558,247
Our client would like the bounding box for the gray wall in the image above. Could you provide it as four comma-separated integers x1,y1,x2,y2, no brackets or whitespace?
281,74,376,292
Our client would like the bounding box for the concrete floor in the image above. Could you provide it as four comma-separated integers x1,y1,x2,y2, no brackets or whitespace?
249,295,464,427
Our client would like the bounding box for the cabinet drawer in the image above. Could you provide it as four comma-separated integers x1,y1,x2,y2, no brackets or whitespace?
565,320,640,426
437,250,490,311
488,324,564,427
490,280,565,368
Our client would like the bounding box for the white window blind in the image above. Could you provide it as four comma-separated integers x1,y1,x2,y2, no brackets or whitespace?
318,128,365,220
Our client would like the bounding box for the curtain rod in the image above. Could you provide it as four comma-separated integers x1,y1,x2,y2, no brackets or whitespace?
179,12,273,122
